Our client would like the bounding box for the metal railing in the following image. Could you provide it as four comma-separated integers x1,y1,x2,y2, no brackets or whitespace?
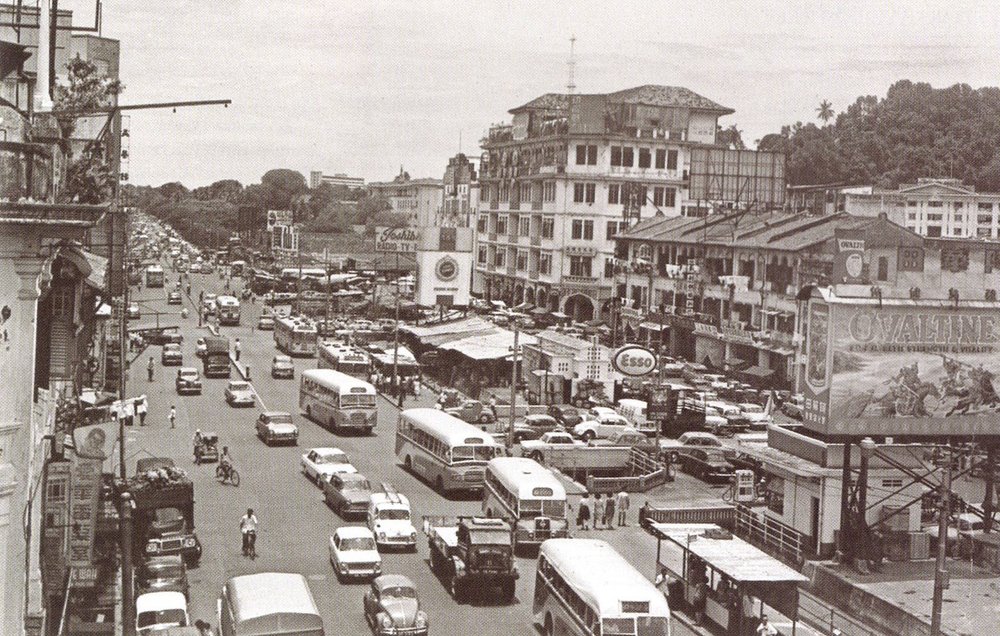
797,590,884,636
734,503,806,567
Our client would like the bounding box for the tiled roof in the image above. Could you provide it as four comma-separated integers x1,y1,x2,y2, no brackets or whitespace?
509,93,570,113
508,85,733,115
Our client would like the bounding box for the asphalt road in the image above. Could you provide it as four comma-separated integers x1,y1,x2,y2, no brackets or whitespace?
126,267,697,636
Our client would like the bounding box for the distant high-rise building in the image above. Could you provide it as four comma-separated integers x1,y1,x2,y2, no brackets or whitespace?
309,171,365,190
439,153,478,227
367,168,443,227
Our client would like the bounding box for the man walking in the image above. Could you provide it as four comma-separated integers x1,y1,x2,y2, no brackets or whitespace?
169,405,177,429
577,492,592,530
616,490,630,526
594,494,603,529
234,338,241,361
605,492,616,530
147,357,155,382
136,398,148,426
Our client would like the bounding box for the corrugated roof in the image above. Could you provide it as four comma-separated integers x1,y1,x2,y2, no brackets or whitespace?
508,85,733,115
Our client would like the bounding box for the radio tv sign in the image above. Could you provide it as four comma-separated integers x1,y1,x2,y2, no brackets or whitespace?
375,227,419,253
803,289,1000,437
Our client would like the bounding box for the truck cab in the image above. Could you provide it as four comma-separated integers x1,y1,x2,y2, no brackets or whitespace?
425,516,517,603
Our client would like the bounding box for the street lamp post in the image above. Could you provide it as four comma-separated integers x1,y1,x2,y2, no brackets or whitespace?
508,321,521,448
931,445,953,636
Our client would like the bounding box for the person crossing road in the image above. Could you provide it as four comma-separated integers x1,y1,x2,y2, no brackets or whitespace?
240,508,258,557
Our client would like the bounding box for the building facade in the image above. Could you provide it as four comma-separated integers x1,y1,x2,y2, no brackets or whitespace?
845,177,1000,239
520,329,613,404
473,85,734,322
438,153,478,227
367,169,443,227
309,171,365,190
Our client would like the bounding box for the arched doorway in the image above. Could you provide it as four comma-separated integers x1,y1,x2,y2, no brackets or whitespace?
563,294,595,322
549,292,560,312
513,284,524,305
536,287,547,307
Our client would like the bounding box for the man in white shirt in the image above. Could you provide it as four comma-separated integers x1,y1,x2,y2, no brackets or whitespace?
240,508,258,556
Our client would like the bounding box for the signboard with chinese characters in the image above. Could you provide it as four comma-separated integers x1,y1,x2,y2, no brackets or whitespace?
375,227,419,253
804,291,1000,437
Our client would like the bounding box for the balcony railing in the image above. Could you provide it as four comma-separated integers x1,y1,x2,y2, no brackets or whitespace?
531,201,543,211
563,274,598,285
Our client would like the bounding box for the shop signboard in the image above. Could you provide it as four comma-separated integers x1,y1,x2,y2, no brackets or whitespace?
375,227,419,253
612,344,657,377
804,292,1000,437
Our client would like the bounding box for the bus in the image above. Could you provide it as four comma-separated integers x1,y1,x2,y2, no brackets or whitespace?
299,369,376,434
395,408,503,496
229,260,246,277
317,343,370,378
274,316,318,357
216,295,241,326
482,457,569,552
145,264,165,288
534,539,671,636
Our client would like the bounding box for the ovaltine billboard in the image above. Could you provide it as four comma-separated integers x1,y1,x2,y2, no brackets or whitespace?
804,290,1000,437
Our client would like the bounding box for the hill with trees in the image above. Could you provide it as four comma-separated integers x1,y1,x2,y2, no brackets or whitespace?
758,80,1000,191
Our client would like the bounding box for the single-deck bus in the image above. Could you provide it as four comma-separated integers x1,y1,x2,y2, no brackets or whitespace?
145,264,165,288
395,408,502,496
318,343,370,378
299,368,376,434
482,457,569,551
274,315,317,357
535,538,672,636
216,295,241,326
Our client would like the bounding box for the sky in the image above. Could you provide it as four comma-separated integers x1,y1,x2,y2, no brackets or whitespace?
57,0,1000,188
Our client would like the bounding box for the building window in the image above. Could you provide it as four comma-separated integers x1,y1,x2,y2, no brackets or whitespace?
653,187,664,206
954,214,963,222
569,256,592,277
926,226,942,237
575,144,597,165
539,253,552,275
986,250,1000,273
876,256,889,281
979,202,994,211
666,149,678,170
622,147,634,167
908,200,918,207
954,202,964,209
611,146,623,166
655,148,666,169
519,216,530,236
765,476,784,515
571,219,594,240
543,181,556,202
494,249,506,267
638,148,651,168
585,183,595,203
978,214,993,224
927,213,942,221
516,250,528,270
898,247,924,272
573,183,585,202
927,201,943,207
606,220,625,239
478,246,487,264
499,182,509,202
496,215,508,235
608,183,620,204
604,259,614,278
941,247,970,272
663,187,676,207
520,182,531,202
477,215,487,232
978,227,993,238
541,217,554,239
586,144,597,165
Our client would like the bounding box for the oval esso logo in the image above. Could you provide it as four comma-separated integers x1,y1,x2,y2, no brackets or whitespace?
611,345,657,377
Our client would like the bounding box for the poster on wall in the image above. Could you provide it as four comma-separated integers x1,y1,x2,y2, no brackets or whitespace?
67,421,113,569
805,290,1000,437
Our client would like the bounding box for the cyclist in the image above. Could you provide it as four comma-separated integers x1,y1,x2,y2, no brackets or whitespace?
219,446,232,477
240,508,258,556
192,429,203,459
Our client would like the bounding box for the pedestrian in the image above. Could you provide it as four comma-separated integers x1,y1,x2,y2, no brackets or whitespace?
234,338,241,361
639,500,652,529
594,494,603,529
605,493,616,529
489,394,498,419
147,357,155,382
693,579,707,626
169,405,176,429
616,489,630,526
194,620,213,636
137,398,147,426
756,615,777,636
199,290,204,303
369,370,378,388
577,492,592,530
413,377,421,399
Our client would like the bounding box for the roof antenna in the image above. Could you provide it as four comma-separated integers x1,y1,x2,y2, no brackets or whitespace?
567,34,577,95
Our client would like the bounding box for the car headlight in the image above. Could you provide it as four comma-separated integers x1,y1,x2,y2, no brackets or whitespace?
340,564,349,574
414,611,427,627
409,531,417,540
145,543,158,553
183,538,196,548
378,532,387,541
380,615,393,628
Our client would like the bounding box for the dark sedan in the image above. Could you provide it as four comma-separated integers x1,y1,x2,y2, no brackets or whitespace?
510,414,563,442
681,448,736,483
547,404,583,427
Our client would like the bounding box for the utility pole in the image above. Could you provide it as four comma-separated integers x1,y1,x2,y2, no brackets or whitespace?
391,251,401,405
931,445,953,636
508,322,520,448
120,492,135,636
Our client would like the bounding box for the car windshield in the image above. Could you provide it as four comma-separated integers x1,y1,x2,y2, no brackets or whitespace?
450,445,497,462
341,537,376,551
703,450,728,462
180,370,197,379
266,413,292,425
377,508,409,520
382,585,416,599
230,383,250,391
317,452,349,465
344,479,371,491
165,344,180,352
145,563,183,579
137,609,186,628
275,356,291,364
742,405,763,413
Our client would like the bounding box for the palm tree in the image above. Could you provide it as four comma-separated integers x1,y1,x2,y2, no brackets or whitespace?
816,100,835,123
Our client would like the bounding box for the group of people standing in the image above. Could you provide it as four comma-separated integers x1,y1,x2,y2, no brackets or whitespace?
575,490,630,530
370,370,422,400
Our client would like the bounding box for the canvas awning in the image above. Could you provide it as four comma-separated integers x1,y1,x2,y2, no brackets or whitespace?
439,329,538,360
59,246,107,289
741,365,775,377
513,302,534,312
639,321,666,331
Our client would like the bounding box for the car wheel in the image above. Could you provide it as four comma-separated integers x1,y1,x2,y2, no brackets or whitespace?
581,430,596,442
530,451,544,463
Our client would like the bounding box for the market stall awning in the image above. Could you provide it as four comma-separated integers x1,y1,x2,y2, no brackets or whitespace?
741,365,775,377
400,316,493,341
550,311,570,320
639,321,667,331
531,307,549,316
439,329,538,360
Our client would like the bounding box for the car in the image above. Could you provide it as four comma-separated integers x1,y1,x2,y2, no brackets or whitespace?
657,431,731,463
167,290,182,305
175,368,202,395
681,448,736,483
367,492,418,551
301,447,357,484
738,403,773,430
508,414,563,442
224,380,255,407
195,337,207,358
136,556,189,599
363,574,429,635
589,427,649,448
329,526,382,581
257,315,275,331
780,394,805,420
161,343,183,366
203,299,217,316
255,411,298,446
135,591,189,635
127,302,141,320
271,354,294,379
323,472,373,518
546,404,583,427
188,262,201,273
572,413,631,441
147,330,183,346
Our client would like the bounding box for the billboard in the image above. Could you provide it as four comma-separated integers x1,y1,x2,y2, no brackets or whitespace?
833,228,865,284
375,227,419,253
688,147,786,205
804,293,1000,437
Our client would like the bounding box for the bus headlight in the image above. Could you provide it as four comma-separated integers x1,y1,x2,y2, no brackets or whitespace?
378,532,387,542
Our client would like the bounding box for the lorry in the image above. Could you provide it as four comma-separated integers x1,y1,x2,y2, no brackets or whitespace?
423,516,518,603
126,458,202,566
202,336,231,378
519,431,632,471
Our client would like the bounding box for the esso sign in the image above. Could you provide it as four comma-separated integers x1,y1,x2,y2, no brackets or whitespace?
611,345,657,377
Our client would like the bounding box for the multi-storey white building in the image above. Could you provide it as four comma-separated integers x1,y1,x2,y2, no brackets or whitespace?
309,171,365,190
473,85,734,322
367,168,443,227
845,177,1000,239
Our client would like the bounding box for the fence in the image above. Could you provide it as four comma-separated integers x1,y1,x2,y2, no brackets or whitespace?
647,505,735,527
585,448,671,493
797,590,883,636
734,502,806,567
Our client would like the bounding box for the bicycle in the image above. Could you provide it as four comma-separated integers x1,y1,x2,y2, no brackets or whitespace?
216,463,241,486
242,529,257,559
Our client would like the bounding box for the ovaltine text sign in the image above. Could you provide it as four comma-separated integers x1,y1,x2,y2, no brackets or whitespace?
375,227,419,253
612,344,657,377
804,289,1000,437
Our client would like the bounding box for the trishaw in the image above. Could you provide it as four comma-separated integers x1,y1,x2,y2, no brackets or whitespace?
194,432,219,465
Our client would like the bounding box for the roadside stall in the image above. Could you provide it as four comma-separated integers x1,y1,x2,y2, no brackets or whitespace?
651,522,807,635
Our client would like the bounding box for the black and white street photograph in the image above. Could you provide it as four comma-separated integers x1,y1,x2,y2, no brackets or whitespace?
2,2,1000,635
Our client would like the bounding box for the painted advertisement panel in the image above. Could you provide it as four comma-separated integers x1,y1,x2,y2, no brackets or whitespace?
804,295,1000,436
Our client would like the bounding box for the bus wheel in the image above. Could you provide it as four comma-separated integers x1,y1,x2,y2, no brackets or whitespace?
435,476,445,495
544,613,553,636
404,456,412,471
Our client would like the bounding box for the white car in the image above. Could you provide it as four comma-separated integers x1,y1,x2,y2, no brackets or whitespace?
195,337,207,358
367,492,418,551
224,381,255,407
329,526,382,581
301,447,357,485
135,591,188,635
573,413,631,441
738,403,773,429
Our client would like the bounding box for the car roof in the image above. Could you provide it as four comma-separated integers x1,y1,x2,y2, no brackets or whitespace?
144,555,184,567
179,367,198,373
229,381,250,387
309,447,346,456
262,410,291,418
335,526,375,539
374,574,415,590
